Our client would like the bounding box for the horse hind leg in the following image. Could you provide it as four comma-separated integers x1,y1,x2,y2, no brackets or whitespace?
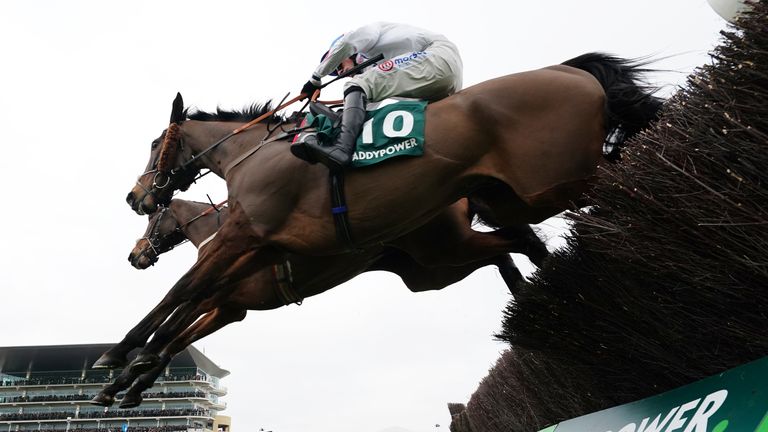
387,199,546,268
489,224,549,268
393,219,548,269
374,249,524,293
494,254,524,295
469,179,564,228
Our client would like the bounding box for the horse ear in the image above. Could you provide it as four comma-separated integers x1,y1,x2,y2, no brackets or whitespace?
170,92,184,124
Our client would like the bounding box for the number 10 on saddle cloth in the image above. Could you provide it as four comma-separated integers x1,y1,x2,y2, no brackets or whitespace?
305,99,427,168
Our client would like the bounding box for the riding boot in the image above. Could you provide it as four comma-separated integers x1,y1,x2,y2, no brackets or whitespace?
292,86,367,171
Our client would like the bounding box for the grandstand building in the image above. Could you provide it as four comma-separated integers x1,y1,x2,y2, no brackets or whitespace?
0,344,231,432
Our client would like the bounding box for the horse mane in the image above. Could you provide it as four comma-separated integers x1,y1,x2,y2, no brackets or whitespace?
185,101,287,123
157,123,181,173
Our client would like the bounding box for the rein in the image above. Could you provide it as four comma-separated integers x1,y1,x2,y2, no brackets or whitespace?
173,53,384,173
177,94,306,173
177,200,228,232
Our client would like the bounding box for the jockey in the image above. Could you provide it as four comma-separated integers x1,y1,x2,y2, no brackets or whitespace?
290,22,463,171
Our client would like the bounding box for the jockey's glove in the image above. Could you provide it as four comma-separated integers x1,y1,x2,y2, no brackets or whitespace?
300,76,322,99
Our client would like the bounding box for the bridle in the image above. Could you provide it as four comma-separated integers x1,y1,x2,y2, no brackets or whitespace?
135,89,345,198
134,123,204,209
134,200,227,266
133,94,300,211
176,199,227,233
133,206,178,267
132,54,384,214
133,93,349,211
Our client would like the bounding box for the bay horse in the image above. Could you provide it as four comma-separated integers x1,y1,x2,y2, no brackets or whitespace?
113,53,661,378
99,198,544,408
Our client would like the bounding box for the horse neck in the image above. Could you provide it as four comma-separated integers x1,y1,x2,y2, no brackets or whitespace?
182,120,272,179
169,200,229,248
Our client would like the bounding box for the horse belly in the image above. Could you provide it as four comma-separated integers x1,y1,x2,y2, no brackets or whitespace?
341,161,470,245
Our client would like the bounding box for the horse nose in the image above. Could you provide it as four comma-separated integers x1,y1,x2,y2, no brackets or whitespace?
126,192,135,207
128,252,149,269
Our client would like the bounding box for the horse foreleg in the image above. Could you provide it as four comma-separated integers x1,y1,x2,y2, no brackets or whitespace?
94,223,270,370
131,243,275,372
128,300,209,374
89,361,147,407
119,305,248,409
88,364,137,407
115,353,173,409
92,250,232,370
92,303,245,408
92,294,191,370
90,301,203,406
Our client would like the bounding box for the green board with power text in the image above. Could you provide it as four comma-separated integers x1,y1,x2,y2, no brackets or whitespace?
540,356,768,432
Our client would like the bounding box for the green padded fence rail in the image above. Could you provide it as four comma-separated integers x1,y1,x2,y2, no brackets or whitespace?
539,356,768,432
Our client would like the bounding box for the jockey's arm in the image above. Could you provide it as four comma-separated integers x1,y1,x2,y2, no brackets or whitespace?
310,25,381,85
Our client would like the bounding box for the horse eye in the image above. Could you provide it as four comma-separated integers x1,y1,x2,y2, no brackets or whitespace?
151,139,160,149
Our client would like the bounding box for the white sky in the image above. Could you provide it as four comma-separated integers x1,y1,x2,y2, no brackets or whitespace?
0,1,730,432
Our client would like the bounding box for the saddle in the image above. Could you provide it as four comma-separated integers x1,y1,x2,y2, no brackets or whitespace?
309,101,342,125
291,101,342,148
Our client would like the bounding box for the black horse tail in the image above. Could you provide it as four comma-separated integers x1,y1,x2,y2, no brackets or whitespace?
562,52,664,161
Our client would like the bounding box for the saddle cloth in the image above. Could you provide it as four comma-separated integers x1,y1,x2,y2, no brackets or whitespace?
297,98,427,168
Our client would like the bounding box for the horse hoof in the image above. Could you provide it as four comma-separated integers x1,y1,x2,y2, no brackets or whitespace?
129,353,160,374
92,352,127,370
90,393,115,407
119,394,143,409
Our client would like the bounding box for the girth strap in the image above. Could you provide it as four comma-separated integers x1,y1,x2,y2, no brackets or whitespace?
272,261,302,306
329,172,356,251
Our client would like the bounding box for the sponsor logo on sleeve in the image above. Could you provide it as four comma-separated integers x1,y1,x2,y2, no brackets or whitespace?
378,60,394,72
377,51,430,73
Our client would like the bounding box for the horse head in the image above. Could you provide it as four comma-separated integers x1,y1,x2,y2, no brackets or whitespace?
129,199,228,269
128,206,186,269
126,93,199,215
